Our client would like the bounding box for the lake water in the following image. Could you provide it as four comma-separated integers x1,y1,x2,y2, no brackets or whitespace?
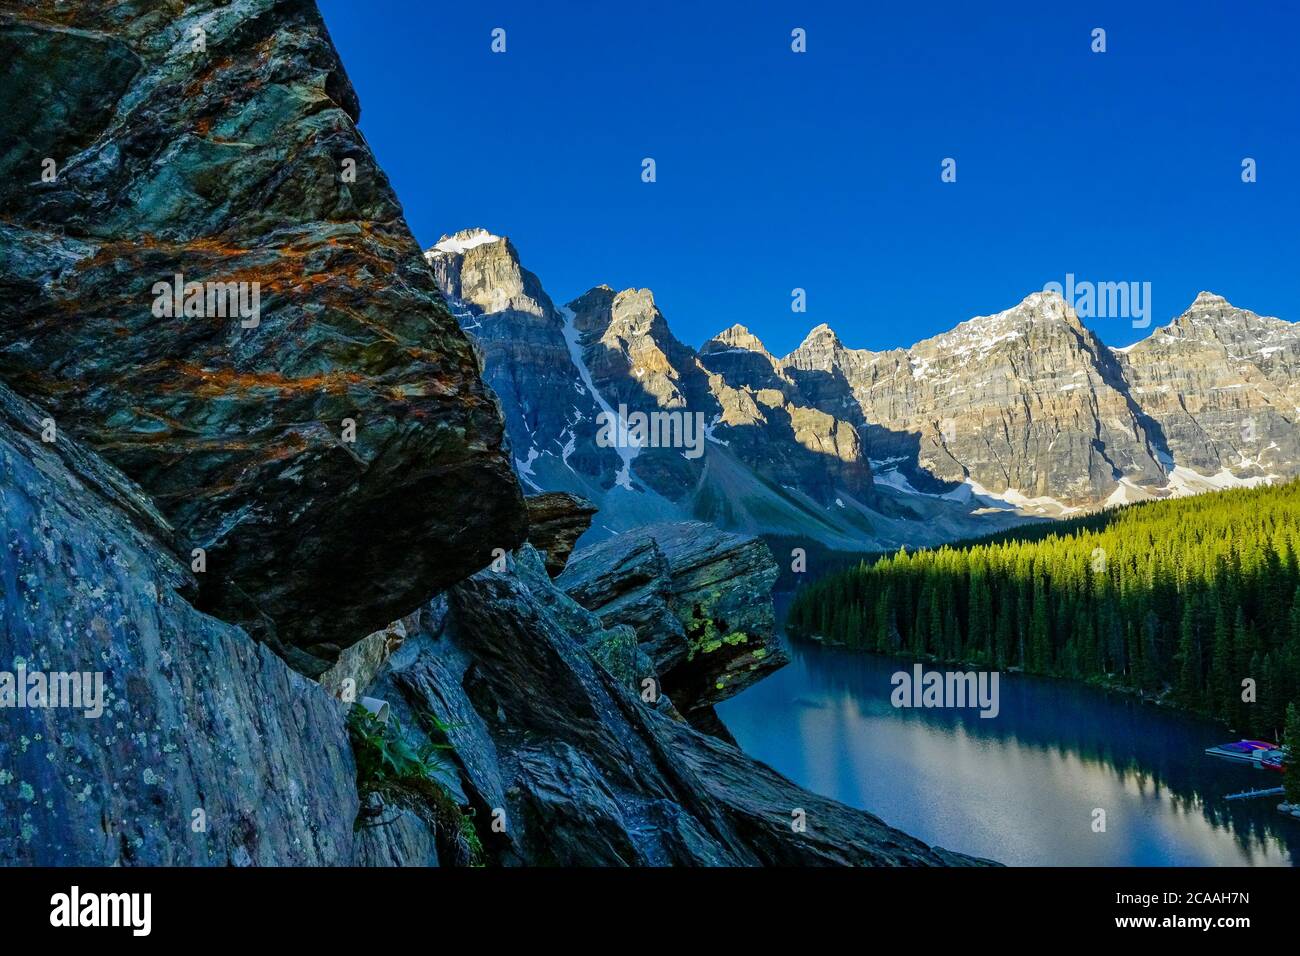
717,630,1299,866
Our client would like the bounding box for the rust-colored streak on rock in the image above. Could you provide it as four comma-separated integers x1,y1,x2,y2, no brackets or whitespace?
0,0,528,674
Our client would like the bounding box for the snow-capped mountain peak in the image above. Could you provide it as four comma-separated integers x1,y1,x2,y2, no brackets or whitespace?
430,227,502,255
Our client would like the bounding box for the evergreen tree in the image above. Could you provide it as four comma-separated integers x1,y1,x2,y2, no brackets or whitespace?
1174,602,1201,710
1285,703,1300,805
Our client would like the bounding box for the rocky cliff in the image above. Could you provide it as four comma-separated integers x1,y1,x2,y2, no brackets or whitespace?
788,292,1168,507
0,381,357,865
556,522,787,732
358,545,980,866
791,290,1297,511
1112,292,1300,497
0,0,527,675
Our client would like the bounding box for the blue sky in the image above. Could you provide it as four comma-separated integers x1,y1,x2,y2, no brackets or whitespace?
319,0,1298,355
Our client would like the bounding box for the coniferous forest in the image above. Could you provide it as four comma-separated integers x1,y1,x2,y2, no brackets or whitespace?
788,481,1300,747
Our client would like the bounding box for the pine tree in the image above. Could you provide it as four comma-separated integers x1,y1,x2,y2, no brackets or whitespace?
1209,605,1235,723
1174,602,1201,710
1030,573,1051,673
1284,703,1300,805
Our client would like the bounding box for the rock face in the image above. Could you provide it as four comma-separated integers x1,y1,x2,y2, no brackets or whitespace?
788,291,1299,510
0,1,527,674
429,230,1300,543
0,376,978,866
787,293,1167,507
429,231,901,548
557,522,787,721
1113,292,1300,489
362,545,984,866
524,492,597,576
426,231,624,495
0,382,357,865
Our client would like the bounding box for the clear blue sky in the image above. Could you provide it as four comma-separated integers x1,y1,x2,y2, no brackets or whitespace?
319,0,1298,355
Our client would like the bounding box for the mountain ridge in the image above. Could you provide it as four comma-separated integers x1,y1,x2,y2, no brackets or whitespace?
431,229,1290,358
427,227,1300,552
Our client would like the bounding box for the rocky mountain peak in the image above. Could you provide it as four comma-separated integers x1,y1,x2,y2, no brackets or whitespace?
1174,291,1238,326
1166,292,1293,345
703,323,771,355
425,227,552,319
782,323,846,371
801,322,841,346
429,226,503,255
916,291,1085,358
995,290,1080,328
568,286,661,331
564,284,700,419
612,287,660,323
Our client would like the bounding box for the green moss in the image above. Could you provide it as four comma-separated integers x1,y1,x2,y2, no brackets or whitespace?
684,591,749,660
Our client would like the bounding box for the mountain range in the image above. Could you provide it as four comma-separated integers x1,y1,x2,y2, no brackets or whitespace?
429,227,1300,551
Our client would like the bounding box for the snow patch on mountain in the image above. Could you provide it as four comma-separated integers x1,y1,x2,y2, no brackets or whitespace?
559,304,639,490
1104,477,1155,508
432,228,501,254
1163,465,1275,497
873,467,925,496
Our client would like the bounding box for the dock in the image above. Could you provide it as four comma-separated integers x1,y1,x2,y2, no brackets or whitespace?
1225,786,1284,801
1204,739,1282,766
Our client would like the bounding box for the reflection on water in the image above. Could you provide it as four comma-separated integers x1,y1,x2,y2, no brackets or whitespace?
717,634,1299,866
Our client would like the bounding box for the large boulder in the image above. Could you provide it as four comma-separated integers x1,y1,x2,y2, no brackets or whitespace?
0,383,357,865
525,492,597,576
362,546,987,866
556,522,788,719
0,0,527,674
557,533,686,667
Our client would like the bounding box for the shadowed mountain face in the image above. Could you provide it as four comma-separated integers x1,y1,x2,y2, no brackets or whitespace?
0,0,527,673
426,230,626,493
427,231,876,534
429,230,1300,548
